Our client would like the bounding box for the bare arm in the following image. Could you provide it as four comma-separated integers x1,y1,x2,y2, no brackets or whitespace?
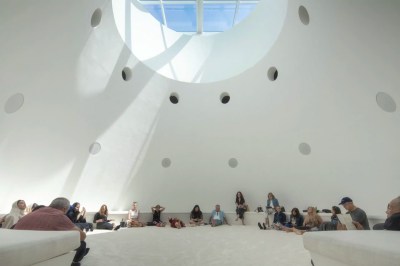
224,216,230,225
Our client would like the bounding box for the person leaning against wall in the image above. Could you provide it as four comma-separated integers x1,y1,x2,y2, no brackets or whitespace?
209,204,230,227
235,191,247,225
265,192,279,228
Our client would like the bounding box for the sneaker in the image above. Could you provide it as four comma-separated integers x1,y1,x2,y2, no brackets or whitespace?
114,225,121,231
258,222,263,230
263,223,267,230
84,248,90,257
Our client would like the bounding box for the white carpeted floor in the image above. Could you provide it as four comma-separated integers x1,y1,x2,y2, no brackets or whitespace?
83,226,312,266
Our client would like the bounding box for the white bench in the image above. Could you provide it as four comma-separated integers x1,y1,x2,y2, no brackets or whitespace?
0,229,80,266
303,230,400,266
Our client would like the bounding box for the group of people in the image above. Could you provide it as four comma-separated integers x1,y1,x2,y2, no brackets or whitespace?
1,194,399,265
257,195,400,233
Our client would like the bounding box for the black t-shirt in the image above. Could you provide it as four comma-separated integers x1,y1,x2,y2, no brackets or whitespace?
94,212,107,223
153,210,161,222
384,213,400,231
191,211,203,220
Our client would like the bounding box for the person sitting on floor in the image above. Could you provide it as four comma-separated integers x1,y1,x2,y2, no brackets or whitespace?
128,202,145,227
150,205,166,227
284,206,323,234
189,205,204,226
374,196,400,231
67,202,93,232
2,200,26,229
337,197,370,230
319,206,341,231
14,197,89,266
94,204,119,230
209,204,230,227
169,217,185,229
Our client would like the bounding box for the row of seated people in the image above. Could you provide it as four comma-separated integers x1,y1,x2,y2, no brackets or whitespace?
257,196,400,233
2,196,399,232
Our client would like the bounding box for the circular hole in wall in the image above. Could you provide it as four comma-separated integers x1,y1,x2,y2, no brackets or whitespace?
170,93,179,104
162,158,171,168
299,142,311,155
267,67,278,81
91,8,102,28
89,142,101,155
376,92,396,113
220,92,230,104
298,6,310,25
4,93,24,114
228,158,238,168
122,67,132,81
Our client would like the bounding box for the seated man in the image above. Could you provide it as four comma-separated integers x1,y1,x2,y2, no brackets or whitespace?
338,197,370,230
209,204,230,227
384,196,400,230
14,197,89,266
375,196,400,230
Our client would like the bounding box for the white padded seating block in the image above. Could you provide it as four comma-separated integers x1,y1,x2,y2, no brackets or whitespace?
0,229,80,266
303,231,400,266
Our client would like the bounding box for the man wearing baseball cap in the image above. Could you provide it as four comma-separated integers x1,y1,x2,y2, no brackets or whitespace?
339,197,370,230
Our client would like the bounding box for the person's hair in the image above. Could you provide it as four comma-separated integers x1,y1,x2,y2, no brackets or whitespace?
291,208,300,217
49,197,70,210
32,205,45,212
268,192,275,199
332,206,341,215
236,191,245,204
307,206,317,215
392,196,400,208
99,204,108,216
17,200,24,205
191,205,202,215
72,202,80,208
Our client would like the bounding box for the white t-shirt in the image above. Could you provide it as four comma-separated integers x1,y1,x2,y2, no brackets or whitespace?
213,212,221,220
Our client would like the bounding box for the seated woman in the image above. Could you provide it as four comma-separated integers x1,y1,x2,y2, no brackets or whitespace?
169,217,185,229
320,206,341,231
235,191,247,225
287,207,323,235
93,204,119,230
128,202,145,227
286,208,304,228
2,200,26,229
189,205,204,226
67,202,93,232
150,205,166,227
270,206,287,229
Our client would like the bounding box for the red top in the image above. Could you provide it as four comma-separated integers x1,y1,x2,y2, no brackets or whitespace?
14,207,75,231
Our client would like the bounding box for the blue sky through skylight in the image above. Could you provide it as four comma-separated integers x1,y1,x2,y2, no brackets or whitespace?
139,0,258,33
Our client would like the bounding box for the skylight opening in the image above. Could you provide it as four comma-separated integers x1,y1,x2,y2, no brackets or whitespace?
139,0,259,34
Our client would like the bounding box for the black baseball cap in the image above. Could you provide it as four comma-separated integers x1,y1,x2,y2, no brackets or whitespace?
339,197,353,205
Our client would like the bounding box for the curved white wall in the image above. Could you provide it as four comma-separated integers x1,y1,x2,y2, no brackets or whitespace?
1,0,400,215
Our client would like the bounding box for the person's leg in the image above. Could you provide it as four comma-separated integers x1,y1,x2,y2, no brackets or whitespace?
175,222,181,229
235,208,239,221
72,241,88,263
